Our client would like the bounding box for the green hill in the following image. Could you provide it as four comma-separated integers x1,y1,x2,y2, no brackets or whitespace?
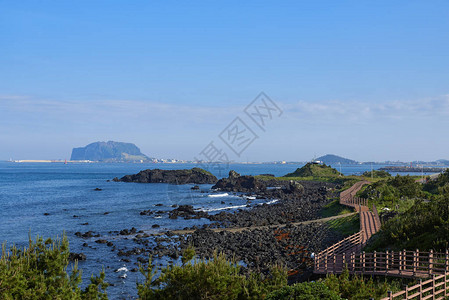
283,163,342,178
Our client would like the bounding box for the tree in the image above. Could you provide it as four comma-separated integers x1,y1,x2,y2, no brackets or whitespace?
0,235,108,299
137,249,287,300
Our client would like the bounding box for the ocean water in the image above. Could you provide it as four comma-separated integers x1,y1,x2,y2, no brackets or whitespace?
0,162,443,298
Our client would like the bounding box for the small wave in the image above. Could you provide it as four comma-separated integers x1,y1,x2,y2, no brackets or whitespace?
260,199,279,205
154,216,163,219
115,267,128,273
200,204,247,212
208,193,229,198
244,196,256,200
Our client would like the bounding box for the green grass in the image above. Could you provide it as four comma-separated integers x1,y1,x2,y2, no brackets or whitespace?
327,214,360,236
284,163,342,177
256,175,358,185
192,167,214,176
320,199,355,218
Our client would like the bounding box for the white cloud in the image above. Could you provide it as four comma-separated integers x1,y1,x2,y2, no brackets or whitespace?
284,95,449,123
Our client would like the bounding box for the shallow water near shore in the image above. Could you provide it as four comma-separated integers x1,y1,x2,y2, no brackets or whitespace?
0,161,438,298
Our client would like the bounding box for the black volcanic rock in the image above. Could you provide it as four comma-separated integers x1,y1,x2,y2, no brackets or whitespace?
117,168,217,184
168,205,210,220
211,170,307,201
71,141,150,162
212,171,266,192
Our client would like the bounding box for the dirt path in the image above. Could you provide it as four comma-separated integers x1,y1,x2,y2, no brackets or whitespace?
156,212,357,236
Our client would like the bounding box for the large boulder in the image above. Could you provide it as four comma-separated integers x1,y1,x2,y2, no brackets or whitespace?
115,168,217,184
212,171,267,192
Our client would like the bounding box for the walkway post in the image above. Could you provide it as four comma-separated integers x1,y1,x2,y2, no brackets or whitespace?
413,250,417,276
333,254,336,273
385,250,389,273
362,251,366,273
374,251,377,272
417,249,420,274
429,250,434,275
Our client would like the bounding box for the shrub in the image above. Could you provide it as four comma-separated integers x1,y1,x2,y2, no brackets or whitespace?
367,194,449,251
266,281,341,300
324,269,389,300
0,234,108,299
362,170,391,178
424,169,449,194
137,249,287,300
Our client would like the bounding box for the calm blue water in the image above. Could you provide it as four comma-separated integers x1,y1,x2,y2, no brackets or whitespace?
0,162,442,298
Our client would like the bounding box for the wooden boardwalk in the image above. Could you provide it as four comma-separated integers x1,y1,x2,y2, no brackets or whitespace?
314,181,449,299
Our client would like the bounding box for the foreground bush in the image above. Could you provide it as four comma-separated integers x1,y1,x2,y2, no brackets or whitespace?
137,248,287,300
0,235,108,299
265,281,341,300
324,269,391,300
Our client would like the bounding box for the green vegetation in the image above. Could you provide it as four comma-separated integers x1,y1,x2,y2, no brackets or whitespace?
360,170,449,251
323,269,408,300
423,169,449,194
137,249,288,300
192,167,214,176
265,281,341,300
362,170,391,178
284,163,342,178
256,163,361,185
0,235,108,299
320,199,355,218
327,214,360,236
265,268,411,300
136,247,411,300
358,175,422,212
367,194,449,251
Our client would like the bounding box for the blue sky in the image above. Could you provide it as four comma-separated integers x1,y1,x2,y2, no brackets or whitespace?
1,1,448,162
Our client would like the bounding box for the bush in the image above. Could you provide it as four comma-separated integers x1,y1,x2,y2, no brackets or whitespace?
324,269,389,300
137,249,287,300
358,175,422,212
362,170,391,178
367,194,449,251
424,169,449,194
0,234,108,299
266,281,341,300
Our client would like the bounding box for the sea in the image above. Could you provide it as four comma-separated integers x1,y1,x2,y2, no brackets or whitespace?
0,162,444,298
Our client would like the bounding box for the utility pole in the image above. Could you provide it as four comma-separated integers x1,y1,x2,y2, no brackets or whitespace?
422,165,424,183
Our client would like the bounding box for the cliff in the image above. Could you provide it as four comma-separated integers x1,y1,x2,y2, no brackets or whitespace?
70,141,149,162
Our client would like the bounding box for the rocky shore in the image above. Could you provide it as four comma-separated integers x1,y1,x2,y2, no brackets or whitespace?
112,167,218,184
71,169,345,285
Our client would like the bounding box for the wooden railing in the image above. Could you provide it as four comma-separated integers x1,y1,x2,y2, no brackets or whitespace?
372,204,381,230
382,273,449,300
315,249,449,277
314,231,364,273
314,181,449,298
343,196,368,211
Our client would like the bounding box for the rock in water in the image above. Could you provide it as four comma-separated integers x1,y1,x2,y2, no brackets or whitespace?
69,252,86,261
116,168,217,184
212,170,266,192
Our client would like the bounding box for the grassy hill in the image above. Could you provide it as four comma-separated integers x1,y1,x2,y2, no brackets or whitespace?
283,163,342,178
